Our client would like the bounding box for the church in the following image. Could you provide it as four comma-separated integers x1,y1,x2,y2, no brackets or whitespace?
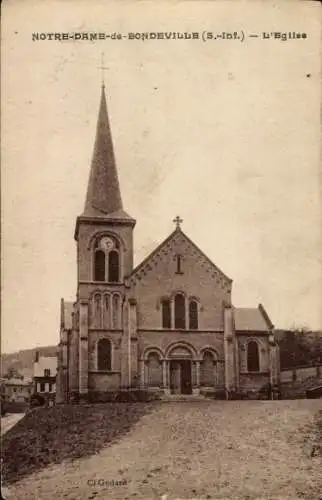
56,84,280,402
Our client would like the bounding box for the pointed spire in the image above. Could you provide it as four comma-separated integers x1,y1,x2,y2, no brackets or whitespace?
83,84,123,216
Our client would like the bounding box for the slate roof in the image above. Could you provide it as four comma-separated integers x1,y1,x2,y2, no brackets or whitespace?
234,304,273,332
4,377,33,386
82,85,128,218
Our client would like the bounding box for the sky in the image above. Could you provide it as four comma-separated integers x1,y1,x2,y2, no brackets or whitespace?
2,1,321,354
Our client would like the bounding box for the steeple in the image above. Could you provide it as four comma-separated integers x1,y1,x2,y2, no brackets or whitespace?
82,84,129,218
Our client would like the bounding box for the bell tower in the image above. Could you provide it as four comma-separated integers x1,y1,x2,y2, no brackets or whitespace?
74,83,136,399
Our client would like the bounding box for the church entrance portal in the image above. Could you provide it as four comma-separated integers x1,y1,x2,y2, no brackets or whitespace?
170,359,192,395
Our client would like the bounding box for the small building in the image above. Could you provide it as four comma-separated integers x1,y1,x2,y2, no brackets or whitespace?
33,352,57,403
3,377,33,403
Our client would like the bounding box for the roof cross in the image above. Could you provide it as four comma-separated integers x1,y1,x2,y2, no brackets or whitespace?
173,215,183,229
98,52,109,86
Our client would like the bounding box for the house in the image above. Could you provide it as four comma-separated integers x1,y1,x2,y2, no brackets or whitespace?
57,83,280,403
33,352,57,402
3,377,33,403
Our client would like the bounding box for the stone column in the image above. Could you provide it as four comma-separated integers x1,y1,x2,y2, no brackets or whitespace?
185,303,189,330
162,360,167,389
79,300,89,399
165,360,171,395
196,361,200,387
120,297,129,389
139,359,145,389
191,360,200,395
213,361,218,387
234,337,240,391
129,299,138,388
144,360,149,387
224,305,235,393
171,299,175,328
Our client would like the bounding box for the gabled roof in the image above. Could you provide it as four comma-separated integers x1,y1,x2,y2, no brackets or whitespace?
234,304,273,332
130,227,231,285
4,378,33,386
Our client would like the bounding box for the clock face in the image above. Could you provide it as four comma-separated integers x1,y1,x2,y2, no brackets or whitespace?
100,237,114,251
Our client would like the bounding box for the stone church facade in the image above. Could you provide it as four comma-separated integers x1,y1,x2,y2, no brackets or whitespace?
56,85,280,402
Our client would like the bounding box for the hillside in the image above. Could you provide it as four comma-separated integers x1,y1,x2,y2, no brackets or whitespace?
1,346,58,379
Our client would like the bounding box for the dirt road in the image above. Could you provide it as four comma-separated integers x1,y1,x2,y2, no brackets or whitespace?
1,413,25,436
4,400,322,500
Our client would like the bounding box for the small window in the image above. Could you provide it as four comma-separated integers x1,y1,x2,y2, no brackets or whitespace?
162,299,171,329
48,382,52,392
40,382,45,392
44,369,50,377
189,300,198,329
109,251,119,282
247,341,260,372
174,294,186,329
94,250,105,281
175,255,183,274
92,293,102,329
97,338,112,371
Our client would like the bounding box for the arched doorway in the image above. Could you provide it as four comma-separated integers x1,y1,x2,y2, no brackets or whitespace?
168,345,193,395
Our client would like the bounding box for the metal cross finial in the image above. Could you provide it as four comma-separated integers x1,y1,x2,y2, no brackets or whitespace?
173,215,183,229
98,52,109,86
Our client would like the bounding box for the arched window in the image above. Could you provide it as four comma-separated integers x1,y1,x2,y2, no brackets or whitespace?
108,250,119,283
97,338,112,371
161,299,171,329
147,353,162,387
189,300,198,329
174,294,186,329
94,250,105,281
200,351,216,386
93,236,121,282
247,341,260,372
93,293,102,328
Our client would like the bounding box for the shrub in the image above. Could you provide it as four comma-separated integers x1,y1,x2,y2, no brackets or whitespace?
229,391,246,401
133,390,161,402
87,390,161,404
29,394,45,407
212,389,227,400
1,395,7,416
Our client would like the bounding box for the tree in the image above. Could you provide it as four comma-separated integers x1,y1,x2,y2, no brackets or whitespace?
278,329,322,369
3,367,24,380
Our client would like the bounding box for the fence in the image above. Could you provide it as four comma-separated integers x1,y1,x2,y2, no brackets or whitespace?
280,364,321,383
279,364,322,399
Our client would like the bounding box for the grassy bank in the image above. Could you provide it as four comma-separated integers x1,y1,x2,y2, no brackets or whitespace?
2,402,152,485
